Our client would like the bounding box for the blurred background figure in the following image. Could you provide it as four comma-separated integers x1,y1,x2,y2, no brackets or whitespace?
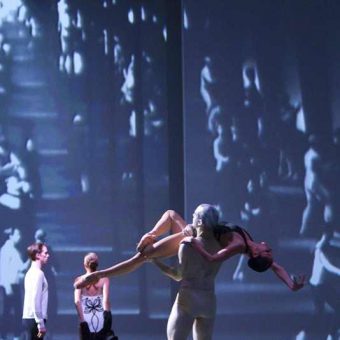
242,64,263,143
277,92,305,182
0,138,34,248
200,56,216,115
213,124,230,173
0,227,29,340
121,54,135,105
296,226,340,340
300,135,332,236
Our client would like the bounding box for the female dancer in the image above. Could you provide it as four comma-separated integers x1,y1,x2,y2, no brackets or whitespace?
74,208,304,291
184,223,305,291
74,252,117,339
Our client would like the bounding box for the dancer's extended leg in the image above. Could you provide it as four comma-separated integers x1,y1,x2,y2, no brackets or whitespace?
98,232,186,279
74,210,187,288
137,210,186,252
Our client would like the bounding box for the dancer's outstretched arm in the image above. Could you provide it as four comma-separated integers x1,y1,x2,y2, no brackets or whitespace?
271,262,305,291
184,236,244,262
74,253,146,289
74,229,188,289
187,237,306,291
74,210,189,289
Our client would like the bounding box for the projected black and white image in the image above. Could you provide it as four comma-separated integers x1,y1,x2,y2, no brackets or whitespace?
183,1,340,339
0,0,339,339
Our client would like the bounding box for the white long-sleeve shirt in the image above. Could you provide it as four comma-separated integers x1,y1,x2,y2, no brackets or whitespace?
22,264,48,330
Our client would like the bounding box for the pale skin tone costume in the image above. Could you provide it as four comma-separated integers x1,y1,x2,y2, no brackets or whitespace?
153,204,223,340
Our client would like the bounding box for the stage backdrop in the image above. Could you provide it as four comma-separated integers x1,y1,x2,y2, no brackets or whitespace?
0,0,339,339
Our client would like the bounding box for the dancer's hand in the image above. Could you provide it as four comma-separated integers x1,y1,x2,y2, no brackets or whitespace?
74,272,101,289
187,237,200,249
181,236,194,245
136,232,157,252
291,274,306,291
37,326,46,338
182,224,195,237
181,236,201,250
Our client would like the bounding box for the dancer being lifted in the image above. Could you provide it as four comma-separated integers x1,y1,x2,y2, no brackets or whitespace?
74,207,305,291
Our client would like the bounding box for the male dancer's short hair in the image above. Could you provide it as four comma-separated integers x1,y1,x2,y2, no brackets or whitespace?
27,242,45,261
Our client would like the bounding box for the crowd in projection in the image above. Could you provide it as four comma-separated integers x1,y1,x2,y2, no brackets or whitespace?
0,0,166,338
55,0,167,185
199,52,340,339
